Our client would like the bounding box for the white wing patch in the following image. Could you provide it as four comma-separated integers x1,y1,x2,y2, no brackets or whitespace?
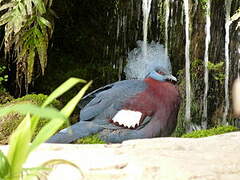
112,110,142,128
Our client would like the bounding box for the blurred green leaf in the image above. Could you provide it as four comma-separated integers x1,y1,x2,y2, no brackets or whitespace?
61,81,92,117
30,118,65,152
0,150,10,179
7,114,32,179
42,78,87,108
0,104,67,120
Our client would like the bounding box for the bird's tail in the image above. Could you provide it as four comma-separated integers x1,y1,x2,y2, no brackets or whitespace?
46,121,103,143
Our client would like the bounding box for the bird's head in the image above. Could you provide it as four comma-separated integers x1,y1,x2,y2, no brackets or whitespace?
146,67,177,83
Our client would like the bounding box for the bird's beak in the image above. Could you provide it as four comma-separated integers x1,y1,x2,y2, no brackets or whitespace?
166,75,177,82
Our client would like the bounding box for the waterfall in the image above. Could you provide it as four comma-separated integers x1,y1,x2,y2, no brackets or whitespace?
183,0,191,126
193,0,198,16
165,0,170,57
202,0,211,129
142,0,153,56
223,0,232,124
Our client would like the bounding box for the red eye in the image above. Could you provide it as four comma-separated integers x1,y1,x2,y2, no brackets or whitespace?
157,71,165,75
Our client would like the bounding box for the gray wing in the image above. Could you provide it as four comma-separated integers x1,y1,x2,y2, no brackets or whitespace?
79,79,147,121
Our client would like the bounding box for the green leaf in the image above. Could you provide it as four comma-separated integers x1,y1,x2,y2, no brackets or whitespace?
30,115,41,137
32,0,46,14
231,8,240,22
44,0,54,8
27,49,36,84
16,26,35,48
25,0,33,15
30,118,65,152
36,35,48,75
12,12,24,33
0,150,10,179
0,9,13,20
61,81,92,118
7,114,32,179
37,16,52,29
0,12,13,26
0,2,16,11
0,104,67,121
18,2,27,17
33,26,43,38
48,0,53,8
42,78,87,108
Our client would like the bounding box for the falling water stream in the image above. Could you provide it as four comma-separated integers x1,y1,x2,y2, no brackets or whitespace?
223,0,232,124
142,0,153,56
183,0,191,125
165,0,170,56
202,0,211,129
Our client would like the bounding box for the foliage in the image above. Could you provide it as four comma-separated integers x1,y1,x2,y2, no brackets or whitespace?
0,66,8,91
0,77,91,180
231,8,240,29
198,0,208,10
75,134,106,144
191,58,203,82
181,125,239,138
207,61,224,83
0,0,55,91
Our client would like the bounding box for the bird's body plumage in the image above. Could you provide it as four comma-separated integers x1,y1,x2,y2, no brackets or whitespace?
47,75,180,143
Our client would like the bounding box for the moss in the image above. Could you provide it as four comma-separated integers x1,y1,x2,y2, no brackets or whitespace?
0,94,64,145
0,111,24,144
13,94,62,109
181,125,239,138
75,134,106,144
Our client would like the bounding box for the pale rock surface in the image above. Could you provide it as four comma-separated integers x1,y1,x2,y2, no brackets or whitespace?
0,132,240,180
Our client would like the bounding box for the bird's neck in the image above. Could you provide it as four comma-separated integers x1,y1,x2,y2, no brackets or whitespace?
144,77,180,102
144,77,170,85
144,77,177,92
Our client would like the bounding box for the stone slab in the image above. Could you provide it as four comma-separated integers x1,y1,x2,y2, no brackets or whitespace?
0,132,240,180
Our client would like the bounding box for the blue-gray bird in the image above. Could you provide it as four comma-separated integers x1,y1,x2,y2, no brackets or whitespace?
47,68,180,143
